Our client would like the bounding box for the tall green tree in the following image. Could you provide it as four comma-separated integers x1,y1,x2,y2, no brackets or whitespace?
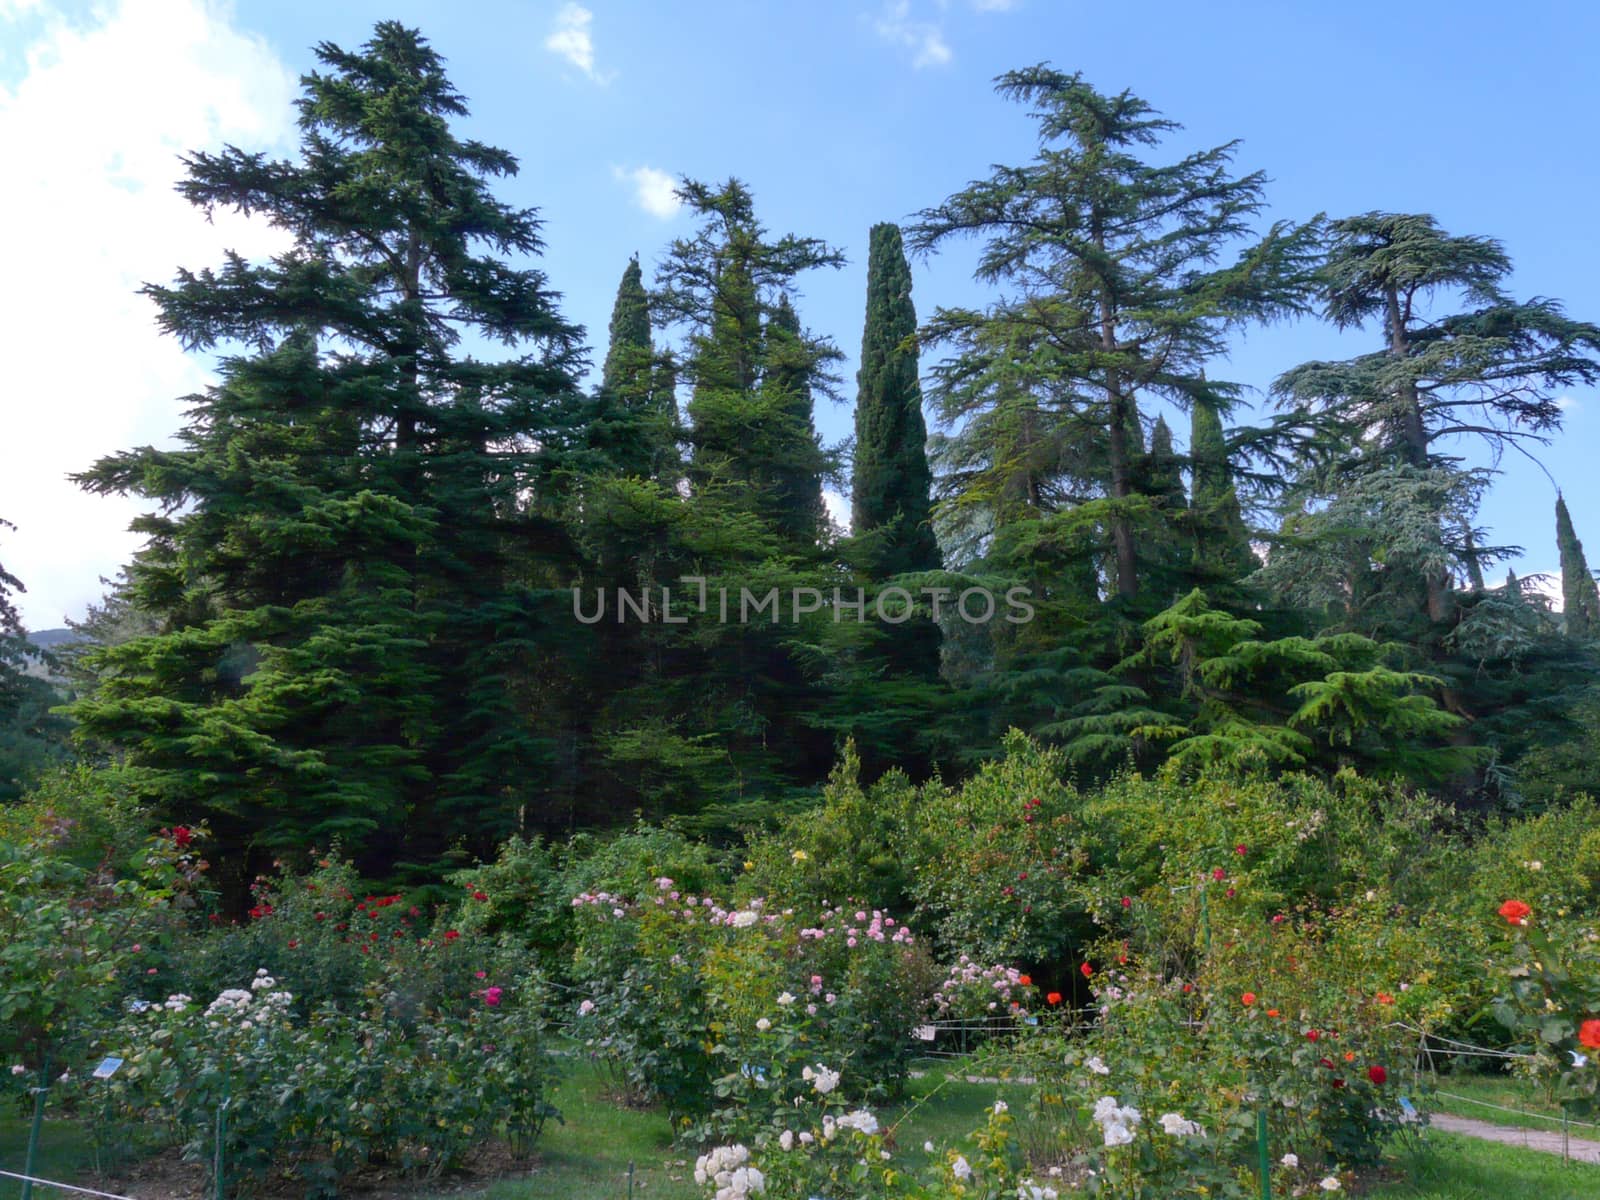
1557,493,1600,639
1273,214,1600,633
908,67,1316,766
590,255,678,481
632,177,847,824
657,178,840,556
1187,397,1256,582
910,66,1317,604
69,24,585,889
853,223,939,577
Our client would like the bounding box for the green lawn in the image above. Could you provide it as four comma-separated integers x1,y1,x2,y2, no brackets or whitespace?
1367,1132,1600,1199
0,1116,93,1200
1426,1070,1600,1136
10,1065,1600,1200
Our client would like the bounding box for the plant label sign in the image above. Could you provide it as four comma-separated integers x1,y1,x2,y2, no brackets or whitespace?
92,1057,124,1079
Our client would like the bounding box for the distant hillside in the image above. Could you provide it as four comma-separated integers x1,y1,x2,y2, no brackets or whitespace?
26,628,78,651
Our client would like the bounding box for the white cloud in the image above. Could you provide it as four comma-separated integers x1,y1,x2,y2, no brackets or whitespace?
873,0,952,69
970,0,1018,9
823,489,852,533
545,3,611,83
0,0,44,20
1557,394,1581,413
611,165,681,219
0,0,296,631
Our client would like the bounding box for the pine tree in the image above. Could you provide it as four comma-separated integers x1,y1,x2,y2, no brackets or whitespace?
1557,494,1600,639
853,223,939,577
69,24,585,890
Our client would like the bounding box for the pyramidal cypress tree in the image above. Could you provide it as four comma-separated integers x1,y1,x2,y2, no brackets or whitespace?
853,223,939,576
593,255,675,479
1557,493,1600,638
603,256,651,394
1188,398,1256,579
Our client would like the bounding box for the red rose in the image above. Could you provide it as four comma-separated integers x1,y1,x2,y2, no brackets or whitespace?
1018,974,1032,987
1235,844,1247,856
172,826,193,849
1580,1020,1600,1049
1120,896,1132,909
1212,867,1226,881
444,930,461,941
1367,1065,1387,1085
1306,1030,1320,1042
1499,899,1532,926
1241,992,1256,1006
1080,962,1093,979
1047,992,1062,1006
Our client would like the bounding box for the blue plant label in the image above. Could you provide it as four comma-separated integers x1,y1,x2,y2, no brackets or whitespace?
92,1057,124,1079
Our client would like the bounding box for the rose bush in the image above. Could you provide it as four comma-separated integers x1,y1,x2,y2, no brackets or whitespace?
570,878,935,1136
90,966,558,1197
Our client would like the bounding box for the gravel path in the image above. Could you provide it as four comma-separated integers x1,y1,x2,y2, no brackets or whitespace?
1425,1113,1600,1164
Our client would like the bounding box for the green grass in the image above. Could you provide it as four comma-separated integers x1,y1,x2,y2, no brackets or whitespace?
1426,1070,1599,1136
1367,1132,1600,1199
9,1066,1597,1200
0,1116,93,1200
468,1059,1037,1200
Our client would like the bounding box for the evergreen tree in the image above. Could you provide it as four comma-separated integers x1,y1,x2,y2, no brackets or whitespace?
591,255,677,481
634,177,846,824
658,179,840,556
853,223,939,577
1274,213,1600,631
908,67,1316,766
910,66,1317,604
1188,397,1256,581
69,24,585,890
763,294,827,546
1557,493,1600,639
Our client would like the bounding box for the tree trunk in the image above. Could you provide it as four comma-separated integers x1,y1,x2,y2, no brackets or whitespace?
1386,286,1452,624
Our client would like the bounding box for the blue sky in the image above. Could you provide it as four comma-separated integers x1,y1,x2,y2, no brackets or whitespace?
3,0,1597,628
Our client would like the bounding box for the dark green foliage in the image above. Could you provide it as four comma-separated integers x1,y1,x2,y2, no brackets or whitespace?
852,223,939,577
0,520,72,800
1556,494,1600,639
66,24,585,891
591,256,678,481
1187,398,1256,582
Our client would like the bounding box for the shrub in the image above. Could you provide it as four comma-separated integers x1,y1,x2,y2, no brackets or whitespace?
93,966,558,1196
570,879,935,1137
